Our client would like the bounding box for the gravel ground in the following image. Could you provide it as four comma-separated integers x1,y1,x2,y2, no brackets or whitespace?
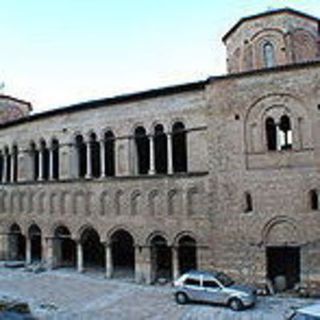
0,268,318,320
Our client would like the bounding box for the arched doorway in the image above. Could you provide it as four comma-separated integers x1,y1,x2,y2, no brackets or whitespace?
54,226,76,268
150,235,172,282
9,224,25,261
178,235,197,275
111,229,135,278
80,227,105,270
28,224,42,262
264,219,300,291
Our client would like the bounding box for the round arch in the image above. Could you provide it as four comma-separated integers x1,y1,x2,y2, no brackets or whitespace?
80,226,105,270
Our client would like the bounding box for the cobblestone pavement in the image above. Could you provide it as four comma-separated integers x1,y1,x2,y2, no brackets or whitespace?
0,268,318,320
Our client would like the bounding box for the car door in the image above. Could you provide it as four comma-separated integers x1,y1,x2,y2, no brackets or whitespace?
183,276,202,301
202,279,225,304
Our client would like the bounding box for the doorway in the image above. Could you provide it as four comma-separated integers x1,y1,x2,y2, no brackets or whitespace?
266,246,300,290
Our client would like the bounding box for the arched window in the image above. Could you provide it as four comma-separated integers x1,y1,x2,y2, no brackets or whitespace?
30,142,39,181
154,124,167,174
12,145,18,182
52,139,59,180
244,192,253,213
263,41,276,68
279,115,292,150
75,135,87,178
104,131,115,176
90,132,100,178
266,115,292,151
310,189,318,211
172,122,187,173
134,126,149,174
266,117,277,151
40,140,50,180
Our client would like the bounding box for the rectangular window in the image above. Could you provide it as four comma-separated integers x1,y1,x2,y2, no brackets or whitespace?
203,280,219,288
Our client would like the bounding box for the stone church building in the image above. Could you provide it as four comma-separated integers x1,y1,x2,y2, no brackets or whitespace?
0,8,320,290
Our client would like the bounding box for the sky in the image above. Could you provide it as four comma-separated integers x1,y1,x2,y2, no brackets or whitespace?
0,0,319,113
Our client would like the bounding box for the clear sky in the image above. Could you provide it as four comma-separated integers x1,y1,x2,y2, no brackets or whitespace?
1,0,319,113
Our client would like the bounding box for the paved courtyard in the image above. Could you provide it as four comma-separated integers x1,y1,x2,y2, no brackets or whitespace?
0,268,318,320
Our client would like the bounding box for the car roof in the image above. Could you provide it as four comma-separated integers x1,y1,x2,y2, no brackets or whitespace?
297,304,320,316
183,270,219,278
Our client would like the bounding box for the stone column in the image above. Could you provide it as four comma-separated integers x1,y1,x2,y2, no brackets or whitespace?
85,141,92,179
39,149,44,181
26,238,32,264
100,141,106,178
2,154,7,183
45,237,54,269
276,125,281,151
167,134,173,174
105,243,113,278
10,153,15,182
134,245,152,284
172,246,179,281
0,233,9,260
149,136,155,175
49,148,54,180
77,241,83,272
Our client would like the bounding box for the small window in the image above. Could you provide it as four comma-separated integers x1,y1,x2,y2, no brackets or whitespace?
184,278,200,286
203,280,219,288
245,192,253,213
310,190,318,211
263,41,276,68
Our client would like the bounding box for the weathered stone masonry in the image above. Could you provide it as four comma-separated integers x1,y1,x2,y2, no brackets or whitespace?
1,8,320,290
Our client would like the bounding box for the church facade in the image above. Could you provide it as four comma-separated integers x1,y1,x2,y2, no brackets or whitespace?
0,8,320,291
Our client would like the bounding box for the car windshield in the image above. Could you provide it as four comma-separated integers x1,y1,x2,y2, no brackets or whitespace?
215,272,234,287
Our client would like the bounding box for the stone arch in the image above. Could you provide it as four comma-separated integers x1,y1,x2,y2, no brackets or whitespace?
60,191,72,215
10,190,23,214
245,94,310,153
8,222,26,261
110,228,135,278
53,224,76,268
37,191,46,215
261,216,301,246
167,189,181,216
173,231,198,246
106,225,139,244
130,190,142,216
250,28,287,68
187,187,200,216
73,190,87,216
28,223,42,262
148,189,161,216
99,190,110,216
49,192,59,215
26,189,35,214
50,221,75,239
291,28,318,63
148,232,172,282
114,190,124,216
79,226,105,269
175,232,198,274
146,231,171,247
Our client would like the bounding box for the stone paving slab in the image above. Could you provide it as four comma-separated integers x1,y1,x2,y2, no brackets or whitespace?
0,268,318,320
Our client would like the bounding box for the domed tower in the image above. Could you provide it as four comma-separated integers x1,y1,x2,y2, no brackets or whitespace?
223,8,320,73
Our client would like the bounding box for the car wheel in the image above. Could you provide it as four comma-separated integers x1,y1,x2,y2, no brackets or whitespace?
229,298,243,311
175,292,188,305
